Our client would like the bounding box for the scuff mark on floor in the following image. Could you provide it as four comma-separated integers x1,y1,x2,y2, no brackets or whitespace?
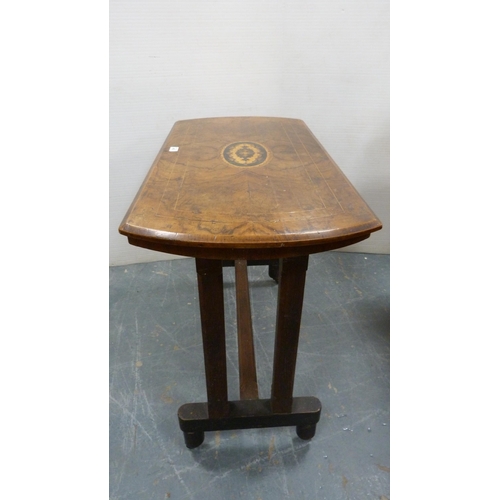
161,385,173,404
268,435,275,461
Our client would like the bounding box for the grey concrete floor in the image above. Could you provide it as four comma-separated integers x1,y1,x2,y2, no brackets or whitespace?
109,251,390,499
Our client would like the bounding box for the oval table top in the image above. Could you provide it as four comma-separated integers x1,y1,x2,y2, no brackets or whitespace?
119,117,382,260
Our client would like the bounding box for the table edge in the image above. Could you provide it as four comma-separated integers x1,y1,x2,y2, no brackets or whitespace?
119,222,382,260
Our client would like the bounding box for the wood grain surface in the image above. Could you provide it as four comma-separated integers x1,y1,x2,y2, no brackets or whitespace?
119,117,382,259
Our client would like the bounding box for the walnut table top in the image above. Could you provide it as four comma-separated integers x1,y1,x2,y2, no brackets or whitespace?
119,117,382,260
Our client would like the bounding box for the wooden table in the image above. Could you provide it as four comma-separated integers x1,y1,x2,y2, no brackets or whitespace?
119,117,382,448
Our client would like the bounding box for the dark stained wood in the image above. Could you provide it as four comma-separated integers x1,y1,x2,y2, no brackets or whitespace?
178,396,321,437
119,117,382,261
271,256,309,414
195,258,229,418
235,260,259,400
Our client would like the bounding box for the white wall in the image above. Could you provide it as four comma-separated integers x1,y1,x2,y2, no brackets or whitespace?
110,0,389,266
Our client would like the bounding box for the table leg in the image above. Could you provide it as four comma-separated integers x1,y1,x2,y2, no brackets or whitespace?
235,259,259,400
195,258,229,417
271,255,309,413
268,259,280,283
179,259,228,448
270,256,320,439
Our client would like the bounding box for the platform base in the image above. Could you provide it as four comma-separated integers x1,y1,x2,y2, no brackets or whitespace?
178,396,321,448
